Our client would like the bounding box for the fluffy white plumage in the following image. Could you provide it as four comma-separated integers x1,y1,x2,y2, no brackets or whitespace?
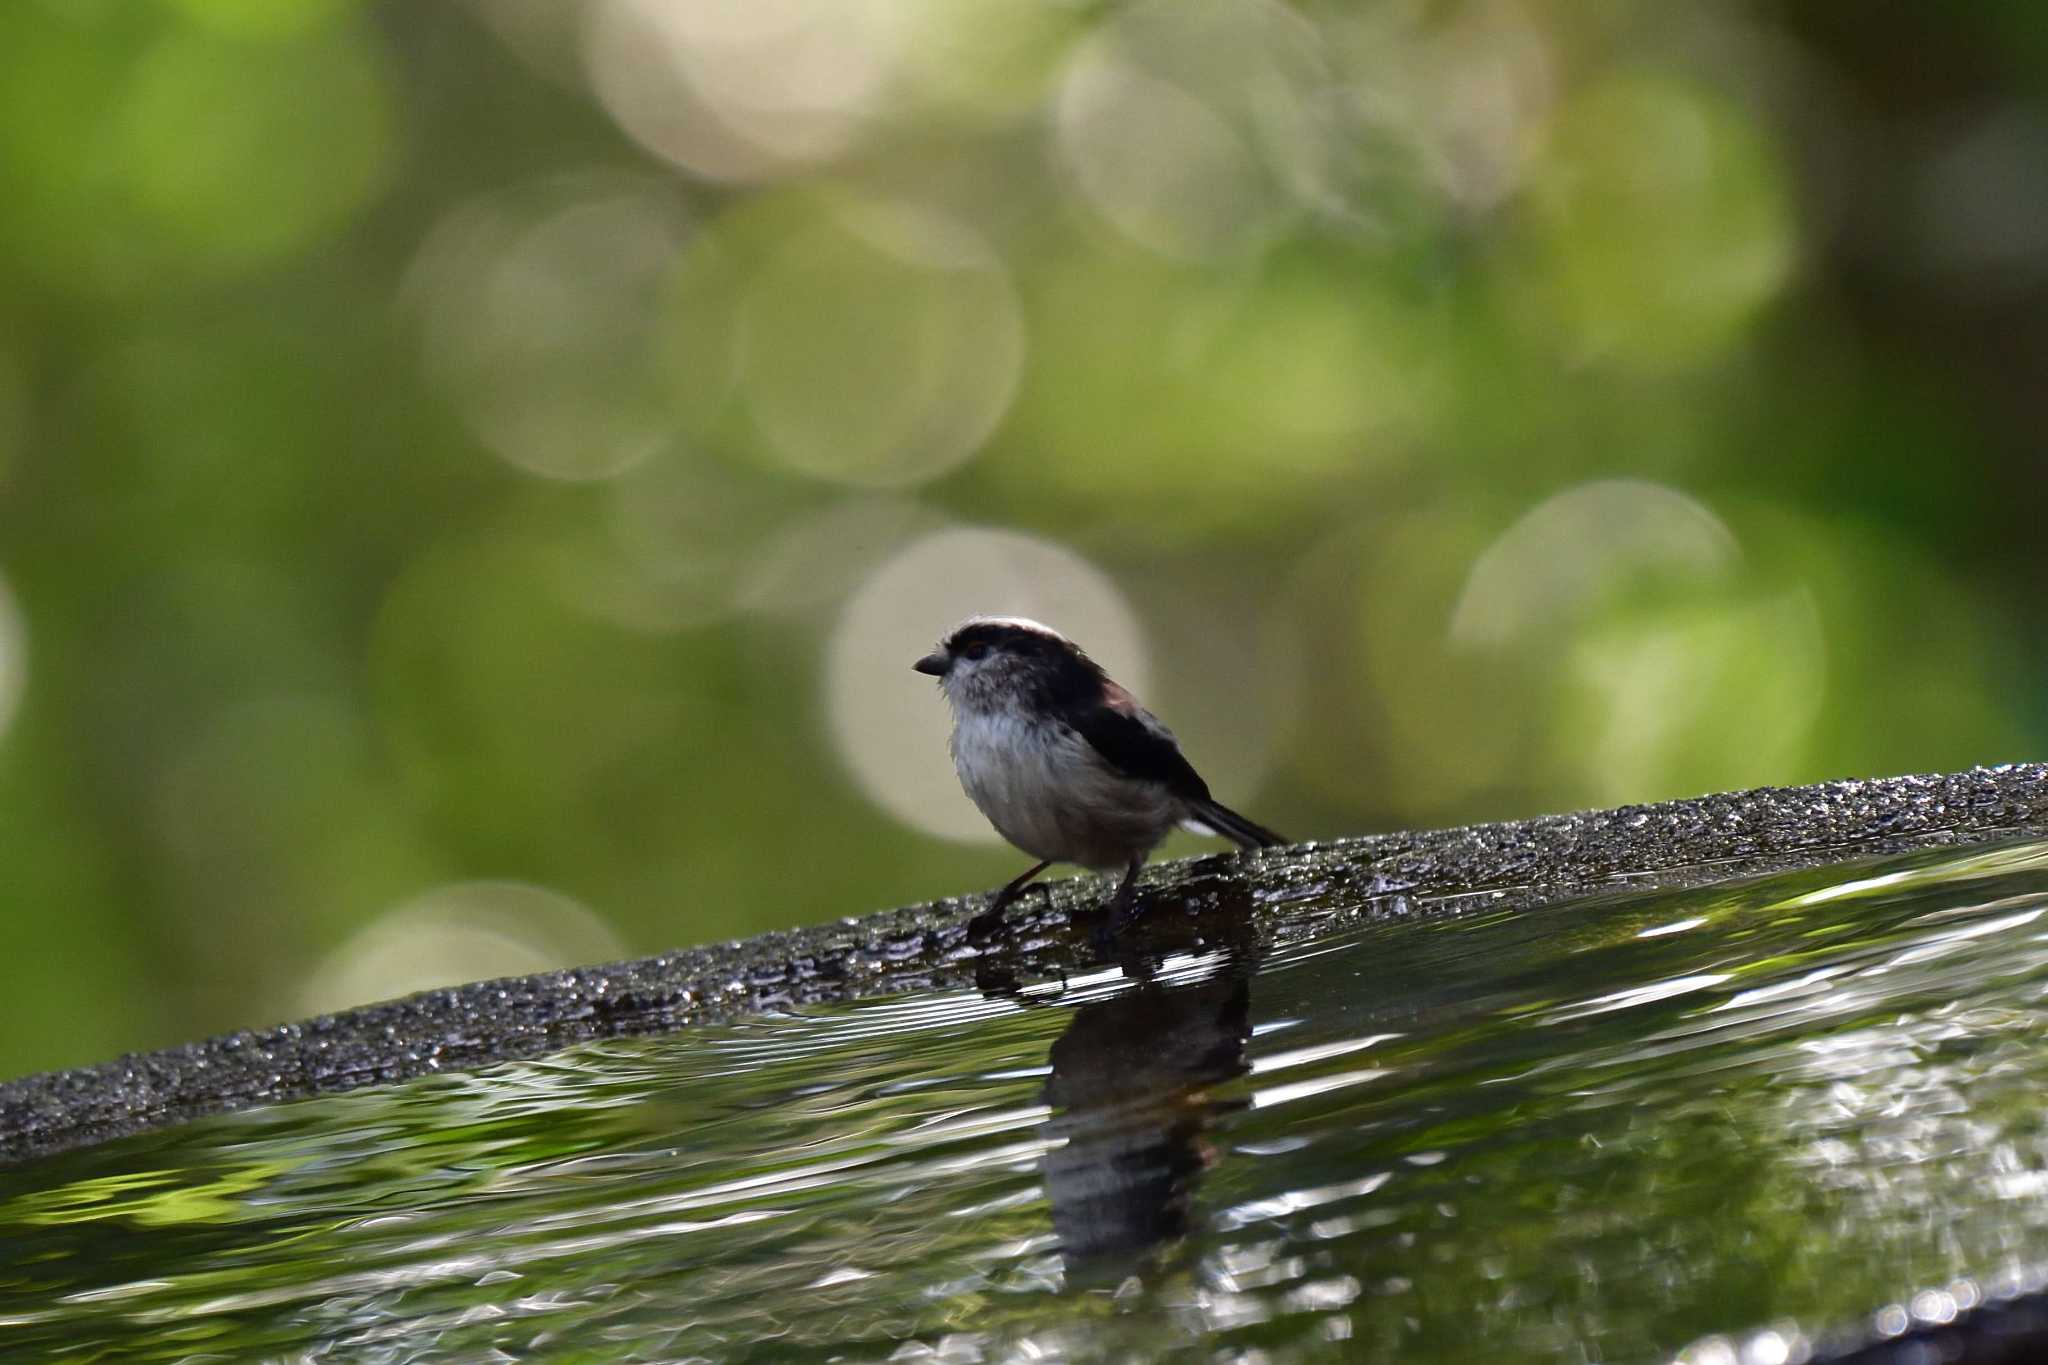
949,706,1180,872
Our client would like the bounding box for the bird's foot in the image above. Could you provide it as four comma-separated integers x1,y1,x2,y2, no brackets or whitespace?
968,882,1055,943
1092,893,1150,948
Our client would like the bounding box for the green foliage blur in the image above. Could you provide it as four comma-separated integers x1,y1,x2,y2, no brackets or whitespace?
0,0,2043,1079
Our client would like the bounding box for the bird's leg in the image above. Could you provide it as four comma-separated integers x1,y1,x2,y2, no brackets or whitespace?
991,859,1054,916
968,859,1052,939
1100,855,1148,940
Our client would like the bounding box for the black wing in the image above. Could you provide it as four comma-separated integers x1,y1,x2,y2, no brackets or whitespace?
1072,699,1213,802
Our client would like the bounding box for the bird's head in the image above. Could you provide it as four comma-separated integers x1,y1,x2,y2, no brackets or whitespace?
913,615,1102,713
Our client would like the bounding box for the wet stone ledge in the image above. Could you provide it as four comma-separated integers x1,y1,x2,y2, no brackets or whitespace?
2,763,2045,1168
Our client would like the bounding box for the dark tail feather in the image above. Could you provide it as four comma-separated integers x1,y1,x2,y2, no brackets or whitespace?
1186,799,1287,851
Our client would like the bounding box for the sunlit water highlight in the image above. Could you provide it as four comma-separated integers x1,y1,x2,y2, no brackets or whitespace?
8,840,2048,1361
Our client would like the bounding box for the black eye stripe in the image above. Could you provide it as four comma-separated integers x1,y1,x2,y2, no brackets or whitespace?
944,623,1043,657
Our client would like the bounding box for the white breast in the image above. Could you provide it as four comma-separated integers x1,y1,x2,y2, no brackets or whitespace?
949,710,1178,870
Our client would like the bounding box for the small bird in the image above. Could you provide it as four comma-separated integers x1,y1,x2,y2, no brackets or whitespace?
913,615,1285,937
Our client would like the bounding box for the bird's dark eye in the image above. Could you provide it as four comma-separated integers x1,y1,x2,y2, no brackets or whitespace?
961,642,990,661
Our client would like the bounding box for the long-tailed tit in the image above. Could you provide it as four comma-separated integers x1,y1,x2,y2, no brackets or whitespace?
913,616,1285,936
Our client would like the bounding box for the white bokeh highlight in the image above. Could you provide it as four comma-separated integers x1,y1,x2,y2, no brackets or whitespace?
1330,0,1555,218
828,526,1145,841
1449,480,1741,647
583,0,902,181
736,201,1025,488
1053,0,1329,260
408,175,689,483
1056,54,1280,261
1446,479,1827,805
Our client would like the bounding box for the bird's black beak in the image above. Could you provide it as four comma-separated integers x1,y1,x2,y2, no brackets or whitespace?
913,651,949,677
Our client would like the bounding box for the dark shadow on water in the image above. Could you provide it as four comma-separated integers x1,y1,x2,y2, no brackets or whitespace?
980,881,1264,1284
1040,957,1253,1281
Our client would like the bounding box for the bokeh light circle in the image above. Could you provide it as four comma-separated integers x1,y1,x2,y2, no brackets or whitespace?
735,200,1025,488
410,176,691,483
297,881,625,1017
890,0,1081,121
583,0,902,182
1448,481,1826,806
828,526,1145,841
1053,0,1328,261
1317,0,1555,219
1514,71,1797,370
990,245,1445,539
462,0,586,88
1558,583,1825,807
1056,52,1280,261
117,19,394,276
1449,480,1741,646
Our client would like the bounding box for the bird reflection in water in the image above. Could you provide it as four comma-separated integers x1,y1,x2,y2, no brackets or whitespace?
980,913,1258,1285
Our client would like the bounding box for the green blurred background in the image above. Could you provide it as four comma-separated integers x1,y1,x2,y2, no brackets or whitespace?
0,0,2043,1079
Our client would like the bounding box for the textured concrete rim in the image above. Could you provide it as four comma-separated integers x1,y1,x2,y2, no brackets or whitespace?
2,764,2042,1168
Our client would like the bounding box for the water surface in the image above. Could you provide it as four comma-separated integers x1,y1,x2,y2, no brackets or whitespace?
7,839,2048,1361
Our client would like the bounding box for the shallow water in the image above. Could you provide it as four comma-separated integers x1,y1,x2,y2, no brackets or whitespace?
7,840,2048,1362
